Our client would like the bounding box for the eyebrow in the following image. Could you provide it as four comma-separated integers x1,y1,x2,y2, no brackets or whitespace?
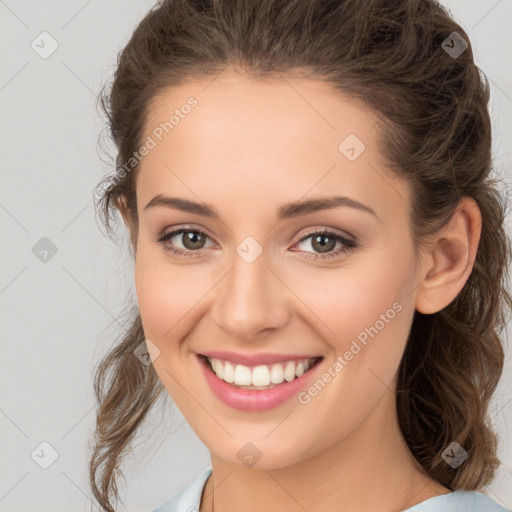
143,194,378,220
144,194,379,220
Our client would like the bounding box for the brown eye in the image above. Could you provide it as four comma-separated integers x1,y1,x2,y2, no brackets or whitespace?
179,230,207,250
294,229,357,260
310,233,337,253
157,228,213,256
156,226,357,260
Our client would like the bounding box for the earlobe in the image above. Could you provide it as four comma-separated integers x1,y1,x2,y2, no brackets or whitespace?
415,197,482,315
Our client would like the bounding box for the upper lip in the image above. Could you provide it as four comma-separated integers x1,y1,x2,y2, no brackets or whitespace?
199,350,323,366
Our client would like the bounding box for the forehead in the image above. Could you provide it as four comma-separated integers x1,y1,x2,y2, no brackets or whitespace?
136,70,411,224
142,70,379,157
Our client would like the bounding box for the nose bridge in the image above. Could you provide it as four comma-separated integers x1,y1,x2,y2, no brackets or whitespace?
212,242,289,339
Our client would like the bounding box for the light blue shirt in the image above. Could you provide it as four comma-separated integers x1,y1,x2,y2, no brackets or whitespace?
151,468,510,511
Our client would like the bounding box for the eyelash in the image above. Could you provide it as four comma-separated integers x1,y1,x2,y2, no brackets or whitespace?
155,226,358,261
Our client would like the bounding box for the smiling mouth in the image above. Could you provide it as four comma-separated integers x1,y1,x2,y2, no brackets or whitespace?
199,354,323,390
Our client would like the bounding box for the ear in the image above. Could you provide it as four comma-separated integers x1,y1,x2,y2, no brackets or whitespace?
415,197,482,315
116,194,131,229
116,194,138,253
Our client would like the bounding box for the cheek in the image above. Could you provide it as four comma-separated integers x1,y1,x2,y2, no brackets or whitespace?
297,264,407,340
292,249,414,379
135,253,168,336
134,248,214,347
134,251,206,399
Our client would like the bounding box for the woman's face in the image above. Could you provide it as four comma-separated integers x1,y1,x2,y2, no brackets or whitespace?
132,70,426,469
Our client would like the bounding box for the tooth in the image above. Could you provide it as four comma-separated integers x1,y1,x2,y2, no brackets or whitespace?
209,358,217,376
209,357,319,387
252,365,271,386
212,358,223,379
233,364,252,385
223,361,235,383
284,361,296,382
270,363,285,384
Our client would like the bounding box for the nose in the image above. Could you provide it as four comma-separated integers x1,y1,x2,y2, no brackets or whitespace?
210,249,290,342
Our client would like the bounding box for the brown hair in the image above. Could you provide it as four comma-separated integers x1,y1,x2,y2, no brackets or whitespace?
90,0,512,510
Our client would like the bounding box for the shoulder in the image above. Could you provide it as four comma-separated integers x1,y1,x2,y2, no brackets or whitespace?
150,467,212,512
404,489,510,512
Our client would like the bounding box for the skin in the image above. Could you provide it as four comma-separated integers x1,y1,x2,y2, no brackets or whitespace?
118,68,482,512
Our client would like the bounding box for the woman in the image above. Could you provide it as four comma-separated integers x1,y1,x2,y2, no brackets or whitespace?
90,0,512,510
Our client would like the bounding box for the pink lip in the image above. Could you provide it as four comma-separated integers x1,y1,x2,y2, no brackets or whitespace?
197,354,323,411
199,350,321,367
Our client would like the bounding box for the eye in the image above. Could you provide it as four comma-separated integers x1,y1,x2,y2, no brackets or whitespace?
292,229,357,260
156,226,214,258
155,226,357,260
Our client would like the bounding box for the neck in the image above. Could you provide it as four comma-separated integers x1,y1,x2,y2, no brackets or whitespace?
200,391,449,512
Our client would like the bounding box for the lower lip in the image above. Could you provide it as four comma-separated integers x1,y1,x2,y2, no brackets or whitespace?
197,355,322,411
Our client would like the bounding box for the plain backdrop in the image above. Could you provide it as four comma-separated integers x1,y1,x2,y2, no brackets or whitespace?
1,1,511,511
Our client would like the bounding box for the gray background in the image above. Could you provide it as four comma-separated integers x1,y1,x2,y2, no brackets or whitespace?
1,1,511,510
